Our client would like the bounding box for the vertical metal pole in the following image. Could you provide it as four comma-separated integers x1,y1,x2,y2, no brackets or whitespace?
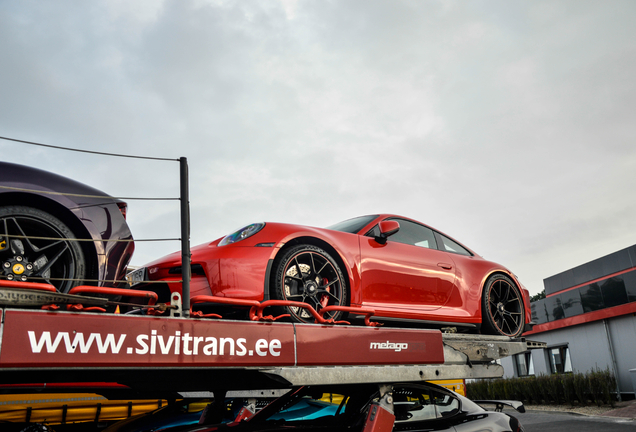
603,319,622,401
180,157,191,318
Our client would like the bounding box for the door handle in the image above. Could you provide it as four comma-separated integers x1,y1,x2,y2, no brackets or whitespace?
437,263,453,270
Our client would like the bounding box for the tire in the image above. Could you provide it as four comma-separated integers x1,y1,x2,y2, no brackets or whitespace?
271,244,348,323
0,205,85,293
481,274,525,337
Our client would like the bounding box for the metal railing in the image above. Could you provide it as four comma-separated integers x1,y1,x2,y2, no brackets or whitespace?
0,135,192,316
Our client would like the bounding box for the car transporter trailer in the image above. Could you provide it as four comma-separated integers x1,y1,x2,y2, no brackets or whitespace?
0,280,545,431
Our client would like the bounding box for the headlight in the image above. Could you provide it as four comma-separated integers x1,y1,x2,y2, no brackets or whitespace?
219,223,265,246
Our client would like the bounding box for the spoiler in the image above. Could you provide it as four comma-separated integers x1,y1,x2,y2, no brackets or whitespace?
472,400,525,413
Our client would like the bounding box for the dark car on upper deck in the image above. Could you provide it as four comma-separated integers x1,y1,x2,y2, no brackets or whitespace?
0,161,134,293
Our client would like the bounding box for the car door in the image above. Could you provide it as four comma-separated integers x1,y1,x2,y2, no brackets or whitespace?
358,218,456,312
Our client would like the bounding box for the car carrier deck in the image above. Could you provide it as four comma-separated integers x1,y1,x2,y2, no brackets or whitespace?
0,281,544,392
0,280,545,431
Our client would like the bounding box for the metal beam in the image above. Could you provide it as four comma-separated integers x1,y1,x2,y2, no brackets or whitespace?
179,157,191,318
261,363,504,386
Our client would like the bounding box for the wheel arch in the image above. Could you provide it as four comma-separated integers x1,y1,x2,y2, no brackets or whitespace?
478,270,522,315
0,192,99,281
268,235,353,304
479,270,526,336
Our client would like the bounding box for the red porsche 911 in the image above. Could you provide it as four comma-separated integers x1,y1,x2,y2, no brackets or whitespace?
131,215,532,337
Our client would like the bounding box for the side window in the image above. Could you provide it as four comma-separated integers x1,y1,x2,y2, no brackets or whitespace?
385,219,438,250
514,351,535,377
365,225,380,238
437,234,472,256
547,346,572,374
392,386,459,423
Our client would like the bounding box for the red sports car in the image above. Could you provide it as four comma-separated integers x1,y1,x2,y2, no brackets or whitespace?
132,215,532,337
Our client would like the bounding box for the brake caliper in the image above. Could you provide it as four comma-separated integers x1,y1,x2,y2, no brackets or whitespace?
2,239,35,282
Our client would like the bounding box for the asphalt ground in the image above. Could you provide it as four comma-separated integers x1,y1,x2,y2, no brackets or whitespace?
513,410,636,432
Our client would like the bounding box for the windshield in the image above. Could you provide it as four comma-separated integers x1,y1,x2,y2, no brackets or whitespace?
326,215,379,234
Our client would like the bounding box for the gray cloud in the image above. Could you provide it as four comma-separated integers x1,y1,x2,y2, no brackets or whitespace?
1,0,635,294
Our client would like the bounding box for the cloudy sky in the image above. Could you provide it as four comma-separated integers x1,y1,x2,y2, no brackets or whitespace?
1,0,635,295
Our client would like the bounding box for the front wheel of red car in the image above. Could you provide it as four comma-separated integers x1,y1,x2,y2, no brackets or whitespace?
271,244,348,323
481,274,525,338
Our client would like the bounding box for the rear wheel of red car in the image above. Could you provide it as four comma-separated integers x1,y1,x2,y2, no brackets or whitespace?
0,206,85,293
481,274,525,337
271,244,348,323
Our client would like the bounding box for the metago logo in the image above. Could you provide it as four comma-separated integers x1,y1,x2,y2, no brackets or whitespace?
369,341,409,352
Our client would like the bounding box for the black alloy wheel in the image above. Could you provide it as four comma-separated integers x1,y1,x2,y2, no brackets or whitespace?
0,206,86,293
272,244,348,323
481,274,525,337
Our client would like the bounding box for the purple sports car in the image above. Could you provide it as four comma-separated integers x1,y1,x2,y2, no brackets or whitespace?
0,161,134,292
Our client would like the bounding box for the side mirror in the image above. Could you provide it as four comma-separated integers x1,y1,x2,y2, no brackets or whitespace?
375,220,400,244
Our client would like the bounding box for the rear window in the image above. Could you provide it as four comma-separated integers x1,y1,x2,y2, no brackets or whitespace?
438,234,472,256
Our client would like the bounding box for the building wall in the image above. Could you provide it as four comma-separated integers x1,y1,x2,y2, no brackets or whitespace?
502,245,636,393
504,313,636,394
500,357,515,378
608,314,636,393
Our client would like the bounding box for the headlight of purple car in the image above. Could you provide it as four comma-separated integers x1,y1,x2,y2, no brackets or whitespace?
219,223,265,246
